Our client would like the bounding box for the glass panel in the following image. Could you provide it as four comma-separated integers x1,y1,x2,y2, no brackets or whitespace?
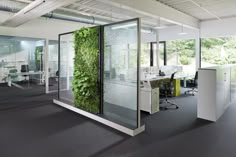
59,34,74,103
166,39,196,75
201,37,236,67
48,40,58,92
140,43,150,67
231,66,236,101
103,20,139,129
0,36,45,91
152,42,165,67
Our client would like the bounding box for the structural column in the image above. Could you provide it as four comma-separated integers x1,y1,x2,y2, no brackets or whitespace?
195,31,200,70
45,39,49,94
155,29,160,69
66,41,70,90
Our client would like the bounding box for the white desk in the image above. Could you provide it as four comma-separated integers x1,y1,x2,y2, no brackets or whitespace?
142,73,189,87
8,71,44,88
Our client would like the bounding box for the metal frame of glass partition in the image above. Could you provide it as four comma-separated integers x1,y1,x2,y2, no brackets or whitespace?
55,18,144,136
150,41,166,66
58,31,74,100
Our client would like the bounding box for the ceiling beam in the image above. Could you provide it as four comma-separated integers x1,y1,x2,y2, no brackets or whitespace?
189,0,221,20
98,0,200,29
1,0,79,27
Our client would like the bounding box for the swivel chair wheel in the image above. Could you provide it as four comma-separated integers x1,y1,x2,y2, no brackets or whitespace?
176,106,179,109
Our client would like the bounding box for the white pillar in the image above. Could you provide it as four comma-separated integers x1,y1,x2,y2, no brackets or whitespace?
66,41,70,90
195,31,200,70
155,30,160,69
45,39,49,94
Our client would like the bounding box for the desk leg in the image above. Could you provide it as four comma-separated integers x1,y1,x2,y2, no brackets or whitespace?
184,77,186,88
8,76,11,87
173,79,181,96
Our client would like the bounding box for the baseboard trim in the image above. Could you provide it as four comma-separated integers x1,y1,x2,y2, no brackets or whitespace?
53,99,145,136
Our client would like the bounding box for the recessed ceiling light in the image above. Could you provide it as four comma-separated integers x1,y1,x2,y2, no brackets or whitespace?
178,32,187,35
111,23,137,30
141,29,152,33
154,25,167,29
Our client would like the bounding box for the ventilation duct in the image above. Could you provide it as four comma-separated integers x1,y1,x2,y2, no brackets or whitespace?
0,3,153,32
0,4,109,25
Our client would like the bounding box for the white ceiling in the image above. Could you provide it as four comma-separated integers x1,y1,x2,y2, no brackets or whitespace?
63,0,173,27
1,0,79,27
0,0,175,28
1,0,236,29
156,0,236,21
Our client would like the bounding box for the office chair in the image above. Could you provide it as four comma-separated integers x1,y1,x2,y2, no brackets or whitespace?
21,65,29,82
159,72,179,110
185,71,198,96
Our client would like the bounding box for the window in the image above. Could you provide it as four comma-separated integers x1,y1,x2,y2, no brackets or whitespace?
201,37,236,68
140,43,150,67
151,42,166,67
166,39,196,75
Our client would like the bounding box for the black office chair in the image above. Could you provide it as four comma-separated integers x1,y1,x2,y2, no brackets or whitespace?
159,72,179,110
21,65,29,82
185,71,198,96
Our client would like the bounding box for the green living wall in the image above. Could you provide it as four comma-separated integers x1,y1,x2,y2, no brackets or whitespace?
73,27,100,114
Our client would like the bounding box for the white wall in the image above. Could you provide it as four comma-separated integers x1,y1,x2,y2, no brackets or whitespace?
200,17,236,38
159,25,199,41
143,16,236,42
141,25,200,43
141,32,156,43
0,11,90,40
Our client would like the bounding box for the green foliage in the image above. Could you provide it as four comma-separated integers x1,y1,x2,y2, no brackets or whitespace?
179,56,190,65
167,39,195,58
73,27,99,114
201,37,236,65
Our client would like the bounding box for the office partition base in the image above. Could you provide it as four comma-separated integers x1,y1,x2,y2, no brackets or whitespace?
53,99,145,136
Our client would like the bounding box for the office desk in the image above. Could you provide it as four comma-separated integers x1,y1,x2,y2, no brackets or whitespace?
143,73,188,83
142,73,189,97
8,71,44,88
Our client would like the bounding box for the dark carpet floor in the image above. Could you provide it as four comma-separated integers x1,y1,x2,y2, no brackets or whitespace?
0,84,236,157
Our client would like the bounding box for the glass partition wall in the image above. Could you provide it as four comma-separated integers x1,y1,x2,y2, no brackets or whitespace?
103,19,140,129
0,36,45,91
58,33,74,103
57,19,141,130
150,39,196,75
48,40,58,92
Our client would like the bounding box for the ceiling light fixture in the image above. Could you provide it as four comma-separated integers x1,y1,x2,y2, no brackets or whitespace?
154,17,167,29
111,23,137,30
178,24,187,35
141,29,152,34
24,0,46,14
